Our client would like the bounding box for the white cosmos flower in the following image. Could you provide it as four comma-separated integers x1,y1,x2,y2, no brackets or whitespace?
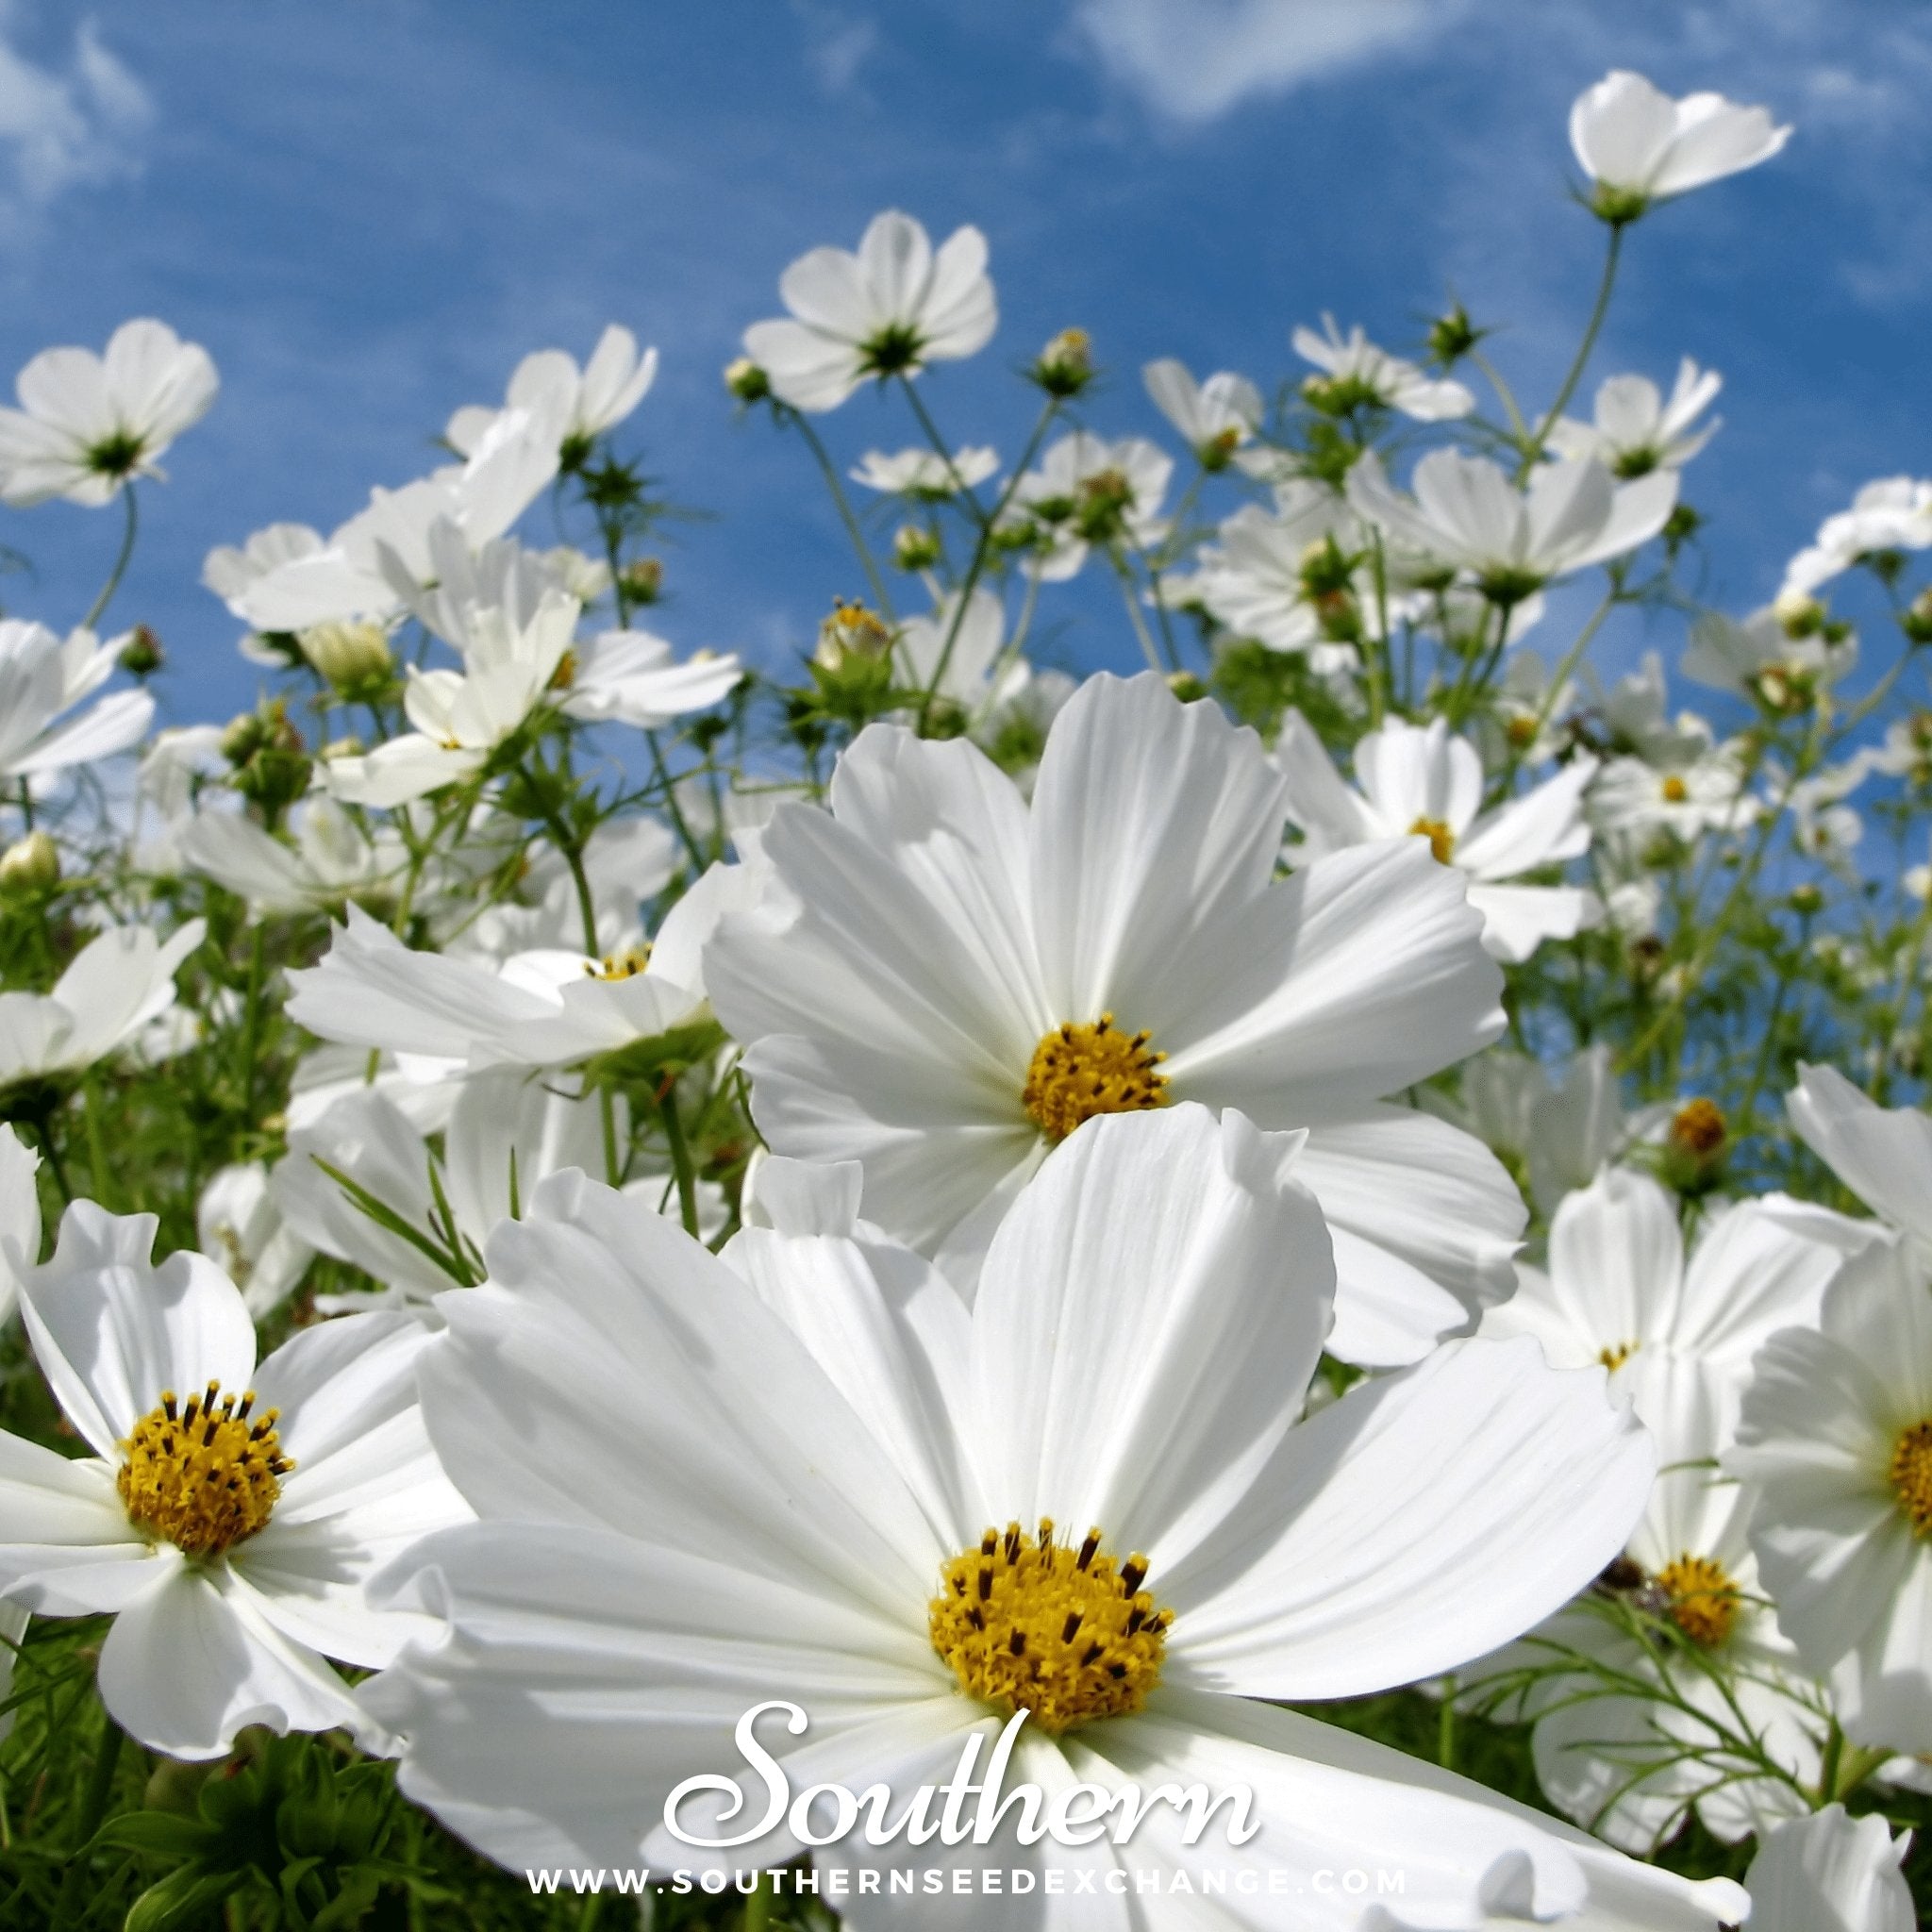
742,210,997,413
893,586,1009,718
705,673,1522,1367
1347,450,1677,599
1589,743,1757,843
1141,358,1263,465
0,1205,469,1757
850,445,999,497
555,630,743,729
1682,606,1856,708
1589,650,1714,768
1476,1354,1824,1855
0,921,206,1093
445,324,658,462
365,1105,1739,1930
1008,432,1173,582
1547,360,1722,477
1743,1804,1915,1932
1784,476,1932,598
1569,72,1790,216
1292,315,1474,422
178,797,407,914
1274,710,1599,963
1787,1063,1932,1249
287,862,744,1076
0,621,154,783
197,1162,314,1319
1481,1166,1845,1407
0,320,218,508
1731,1236,1932,1754
1191,486,1378,669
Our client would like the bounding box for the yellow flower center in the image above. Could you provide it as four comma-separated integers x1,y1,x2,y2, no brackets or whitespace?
1890,1421,1932,1536
1655,1553,1740,1650
1660,774,1690,804
1408,816,1456,864
1669,1098,1727,1158
1598,1341,1638,1371
117,1383,291,1559
1022,1014,1168,1143
929,1521,1169,1735
586,945,651,980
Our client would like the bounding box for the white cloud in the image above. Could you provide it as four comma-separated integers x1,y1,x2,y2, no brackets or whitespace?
788,0,879,98
0,17,150,209
1071,0,1463,124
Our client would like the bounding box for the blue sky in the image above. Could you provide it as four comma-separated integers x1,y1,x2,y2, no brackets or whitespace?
0,0,1926,725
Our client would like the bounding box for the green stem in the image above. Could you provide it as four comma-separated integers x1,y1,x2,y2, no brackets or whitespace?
82,484,139,632
742,1871,775,1932
1438,1675,1457,1771
1522,225,1624,479
781,405,896,619
897,377,992,536
238,924,268,1126
53,1709,123,1930
658,1082,701,1238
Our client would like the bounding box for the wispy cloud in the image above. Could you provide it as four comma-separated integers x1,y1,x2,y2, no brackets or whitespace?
1069,0,1463,124
0,16,150,216
789,0,881,98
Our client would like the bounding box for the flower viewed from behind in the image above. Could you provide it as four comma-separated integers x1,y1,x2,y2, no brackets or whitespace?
0,319,218,508
1274,710,1599,962
0,1205,468,1757
1347,449,1676,604
445,324,658,466
0,622,155,783
706,673,1524,1366
1743,1805,1915,1932
1141,358,1263,467
1292,316,1474,422
367,1105,1740,1927
742,210,997,412
1569,71,1790,221
1786,1061,1932,1247
1547,359,1723,477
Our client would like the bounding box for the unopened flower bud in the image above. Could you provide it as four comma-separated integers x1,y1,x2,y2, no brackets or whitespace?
1788,882,1824,916
893,525,941,572
0,829,59,895
724,357,770,403
1166,672,1208,704
622,558,664,607
1426,304,1480,366
298,621,392,693
1774,590,1824,639
814,597,894,673
118,625,163,676
1031,327,1093,397
1903,589,1932,646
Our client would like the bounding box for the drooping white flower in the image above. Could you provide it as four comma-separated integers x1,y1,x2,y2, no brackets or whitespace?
1141,357,1263,465
0,1205,469,1757
1569,71,1790,217
1274,710,1599,962
1783,476,1932,598
1347,449,1677,599
1008,431,1172,581
0,921,206,1093
706,674,1523,1367
1547,359,1722,477
0,320,218,508
1478,1354,1825,1854
1292,315,1474,422
1743,1805,1915,1932
287,862,745,1076
178,797,407,914
196,1163,315,1318
1731,1236,1932,1753
849,445,998,497
1481,1165,1845,1405
741,210,997,413
0,621,153,783
1787,1062,1932,1249
445,325,658,462
366,1106,1736,1929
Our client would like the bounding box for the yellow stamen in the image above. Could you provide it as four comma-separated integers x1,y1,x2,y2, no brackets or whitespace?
1890,1421,1932,1536
1669,1098,1727,1158
1408,816,1456,864
1655,1553,1740,1649
1598,1341,1638,1372
548,649,578,691
1660,774,1690,804
1022,1014,1168,1143
585,945,652,981
117,1382,291,1558
929,1521,1169,1734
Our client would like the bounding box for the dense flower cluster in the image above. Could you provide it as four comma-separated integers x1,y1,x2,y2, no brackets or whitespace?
0,63,1923,1931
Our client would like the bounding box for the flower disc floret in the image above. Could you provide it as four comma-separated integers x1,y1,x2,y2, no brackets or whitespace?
1023,1014,1167,1142
1655,1553,1740,1650
1890,1421,1932,1536
117,1381,291,1558
929,1521,1169,1734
